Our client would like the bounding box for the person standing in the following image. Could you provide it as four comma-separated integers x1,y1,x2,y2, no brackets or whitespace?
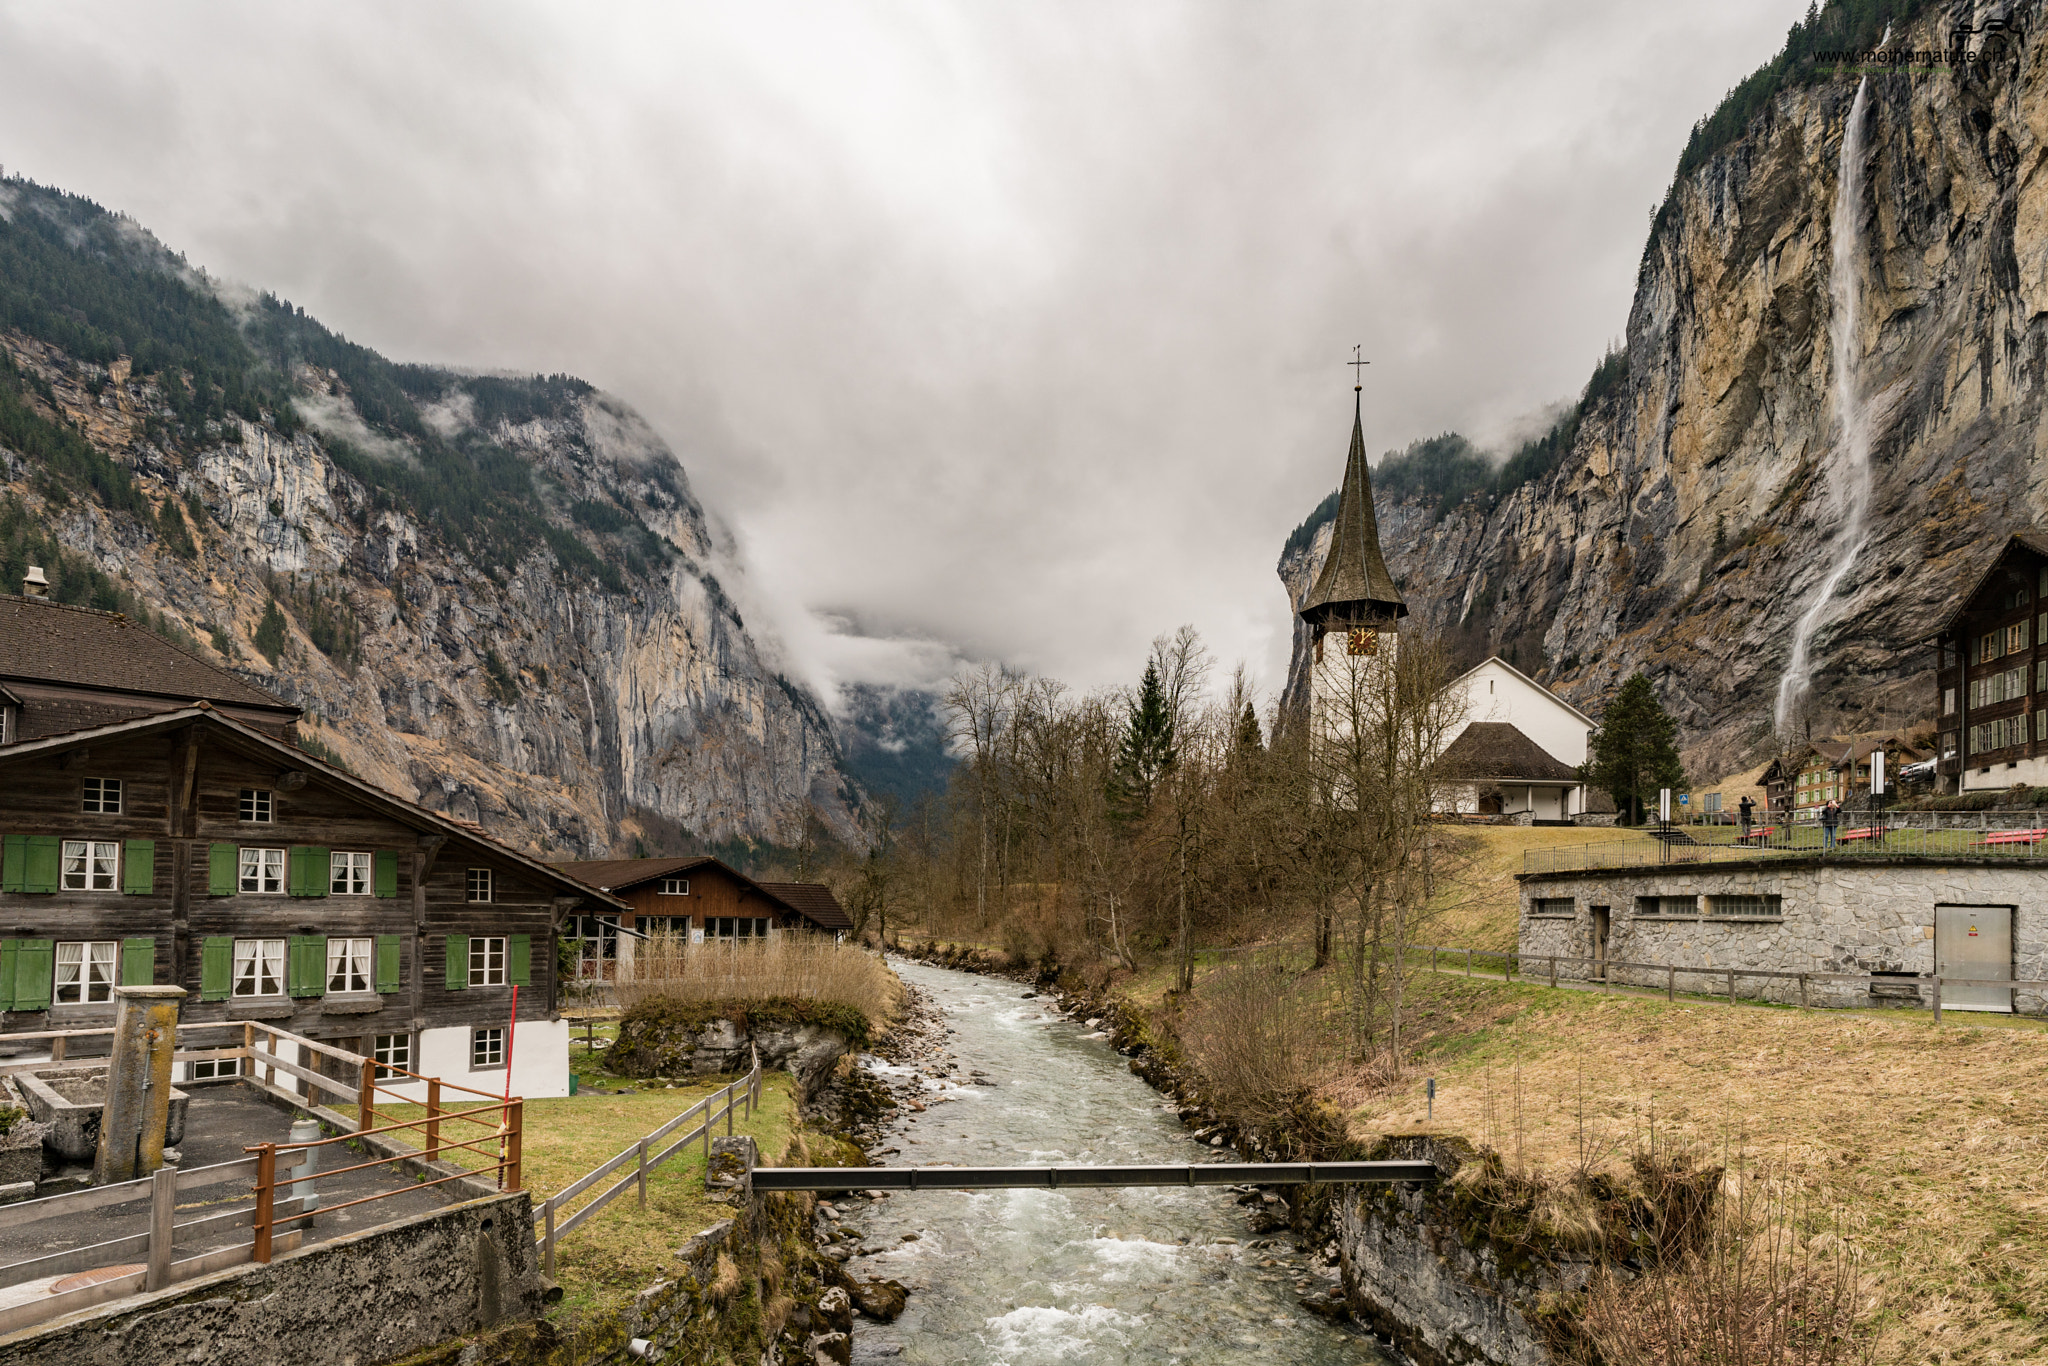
1820,799,1841,850
1738,794,1755,838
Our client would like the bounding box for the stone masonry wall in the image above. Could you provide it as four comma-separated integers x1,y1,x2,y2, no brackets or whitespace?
0,1191,544,1366
1518,859,2048,1011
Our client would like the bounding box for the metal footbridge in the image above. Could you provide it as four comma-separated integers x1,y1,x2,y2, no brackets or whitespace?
749,1160,1437,1192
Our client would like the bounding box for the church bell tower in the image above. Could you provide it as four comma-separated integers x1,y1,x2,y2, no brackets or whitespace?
1298,372,1407,741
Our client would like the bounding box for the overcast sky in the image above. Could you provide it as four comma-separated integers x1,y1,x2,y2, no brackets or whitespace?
0,1,1801,706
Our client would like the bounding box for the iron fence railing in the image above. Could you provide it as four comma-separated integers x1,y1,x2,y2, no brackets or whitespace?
1523,822,2048,874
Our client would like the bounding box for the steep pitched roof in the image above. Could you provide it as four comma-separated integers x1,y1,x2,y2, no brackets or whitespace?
0,707,626,909
1436,722,1581,783
756,881,854,932
1929,531,2048,636
0,594,293,713
1299,398,1406,626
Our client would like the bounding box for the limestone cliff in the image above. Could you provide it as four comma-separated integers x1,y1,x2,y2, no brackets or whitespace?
0,181,857,855
1284,2,2043,780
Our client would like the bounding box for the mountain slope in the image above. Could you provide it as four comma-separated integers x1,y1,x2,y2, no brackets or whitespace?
1284,0,2034,779
0,177,859,854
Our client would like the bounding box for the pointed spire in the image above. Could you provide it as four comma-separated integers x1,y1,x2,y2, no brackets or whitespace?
1299,393,1407,626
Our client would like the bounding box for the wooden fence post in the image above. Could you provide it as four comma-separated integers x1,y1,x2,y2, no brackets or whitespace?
637,1137,649,1208
252,1144,277,1264
1465,949,1473,978
146,1164,176,1291
726,1083,736,1136
1549,955,1557,988
425,1079,442,1161
50,1036,66,1064
543,1196,557,1278
1931,976,1943,1025
1727,968,1735,1005
1799,974,1809,1009
1666,966,1675,1003
358,1057,378,1134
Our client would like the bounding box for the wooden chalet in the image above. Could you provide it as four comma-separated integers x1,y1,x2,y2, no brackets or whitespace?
1930,533,2048,793
0,589,622,1097
550,856,855,980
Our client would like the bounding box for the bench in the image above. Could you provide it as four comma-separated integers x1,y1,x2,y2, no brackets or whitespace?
1971,829,2048,847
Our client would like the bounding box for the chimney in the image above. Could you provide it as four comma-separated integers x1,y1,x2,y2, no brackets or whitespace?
22,567,47,599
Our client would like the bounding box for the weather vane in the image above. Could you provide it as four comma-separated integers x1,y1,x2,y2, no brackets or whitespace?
1349,345,1369,391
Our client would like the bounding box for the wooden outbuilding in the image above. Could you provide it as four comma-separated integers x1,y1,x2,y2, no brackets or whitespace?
549,857,855,980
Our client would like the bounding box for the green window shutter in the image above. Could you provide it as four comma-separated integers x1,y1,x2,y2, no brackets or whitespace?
208,844,237,897
287,935,324,997
22,838,59,895
373,850,398,899
446,934,468,990
200,937,233,1001
120,937,155,986
508,934,531,987
0,940,17,1009
375,935,402,994
288,847,329,898
12,941,53,1010
1,836,23,894
122,840,155,895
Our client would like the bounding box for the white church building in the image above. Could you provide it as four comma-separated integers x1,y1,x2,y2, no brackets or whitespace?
1294,387,1600,824
1435,656,1596,821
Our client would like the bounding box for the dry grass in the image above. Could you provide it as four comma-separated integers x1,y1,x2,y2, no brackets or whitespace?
343,1073,800,1317
1423,825,1617,950
616,935,903,1035
1356,986,2048,1364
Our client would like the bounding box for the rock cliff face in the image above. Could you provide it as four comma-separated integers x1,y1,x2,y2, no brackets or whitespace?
1285,5,2048,779
0,183,857,855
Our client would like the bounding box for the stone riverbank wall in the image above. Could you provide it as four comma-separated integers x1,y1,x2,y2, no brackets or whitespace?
0,1191,545,1366
1519,857,2048,1010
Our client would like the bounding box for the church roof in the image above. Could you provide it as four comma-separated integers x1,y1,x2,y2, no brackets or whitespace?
1436,722,1581,783
1299,398,1406,625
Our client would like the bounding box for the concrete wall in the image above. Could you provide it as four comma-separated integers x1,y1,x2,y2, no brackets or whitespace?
382,1020,571,1101
1518,859,2048,1010
0,1191,545,1366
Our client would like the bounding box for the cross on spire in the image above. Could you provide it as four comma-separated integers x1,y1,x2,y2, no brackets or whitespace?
1349,345,1369,392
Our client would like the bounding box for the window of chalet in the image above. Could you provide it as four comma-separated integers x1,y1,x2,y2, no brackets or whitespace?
467,868,493,903
706,917,771,940
80,778,121,815
60,840,118,891
232,938,286,997
239,847,285,894
187,1056,240,1080
659,877,689,896
1981,631,2001,663
472,1028,505,1069
374,1032,410,1080
240,789,273,823
2012,620,2034,655
640,915,688,936
327,937,373,994
470,936,507,986
55,941,118,1003
330,851,372,896
1945,687,1957,715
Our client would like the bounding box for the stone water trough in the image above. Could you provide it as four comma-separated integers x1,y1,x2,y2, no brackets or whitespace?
14,1067,189,1163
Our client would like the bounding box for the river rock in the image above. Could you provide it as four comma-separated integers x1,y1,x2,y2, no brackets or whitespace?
851,1278,909,1322
609,1014,852,1099
817,1286,854,1334
806,1331,852,1365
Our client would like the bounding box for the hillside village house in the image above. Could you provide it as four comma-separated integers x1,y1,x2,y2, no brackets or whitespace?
1518,534,2048,1017
1934,532,2048,794
0,585,625,1098
551,856,853,981
1761,735,1927,816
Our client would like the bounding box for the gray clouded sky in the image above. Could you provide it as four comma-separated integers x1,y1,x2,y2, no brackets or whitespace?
0,0,1799,704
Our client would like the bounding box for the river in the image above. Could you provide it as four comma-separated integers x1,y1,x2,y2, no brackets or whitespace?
841,959,1389,1364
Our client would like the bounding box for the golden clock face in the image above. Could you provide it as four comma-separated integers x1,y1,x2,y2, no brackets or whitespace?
1347,627,1378,656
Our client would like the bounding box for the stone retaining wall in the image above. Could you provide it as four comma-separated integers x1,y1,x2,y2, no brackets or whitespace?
1520,859,2048,1010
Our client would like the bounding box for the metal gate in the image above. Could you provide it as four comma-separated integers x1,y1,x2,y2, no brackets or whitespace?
1935,904,2013,1013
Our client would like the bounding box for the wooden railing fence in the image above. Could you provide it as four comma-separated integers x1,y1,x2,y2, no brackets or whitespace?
534,1053,762,1278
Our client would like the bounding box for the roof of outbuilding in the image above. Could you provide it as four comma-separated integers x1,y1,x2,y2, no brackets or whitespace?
755,882,855,931
1437,722,1581,783
547,856,717,893
0,594,293,712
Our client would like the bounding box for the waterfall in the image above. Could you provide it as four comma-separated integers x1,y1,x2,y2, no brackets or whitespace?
1775,75,1874,731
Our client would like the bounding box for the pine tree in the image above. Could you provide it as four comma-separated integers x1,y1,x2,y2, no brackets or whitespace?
1589,672,1686,824
1111,662,1175,819
1233,702,1263,756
